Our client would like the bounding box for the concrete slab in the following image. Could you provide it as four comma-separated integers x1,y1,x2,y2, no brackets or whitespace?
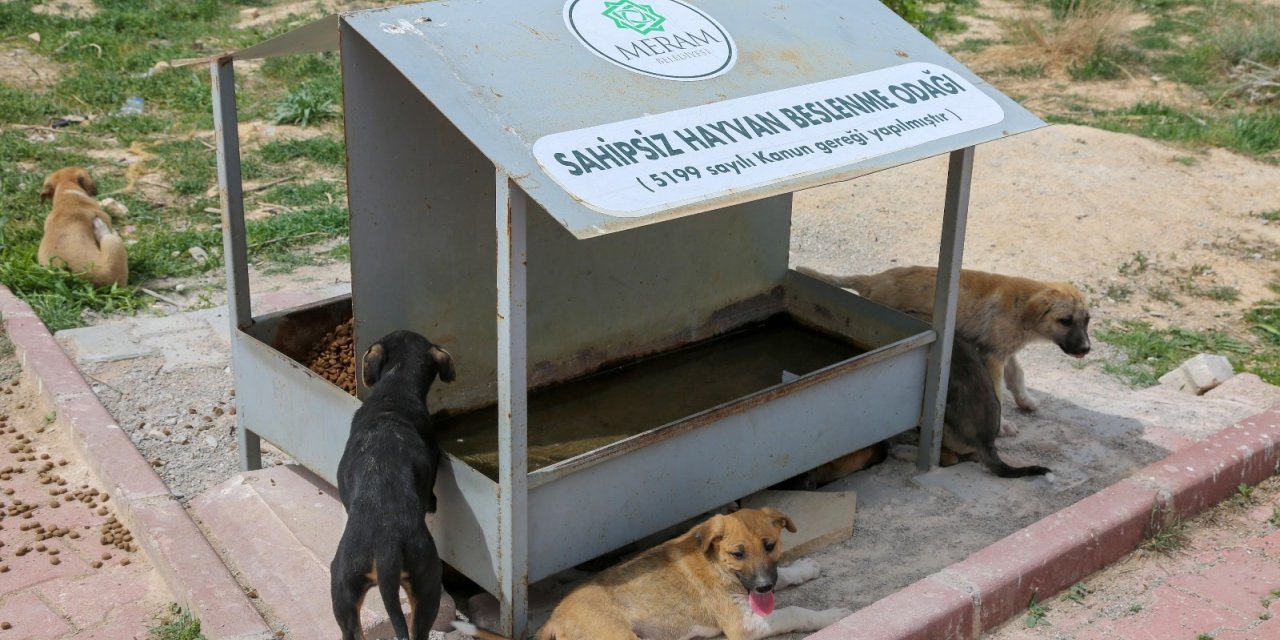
141,328,229,372
740,490,857,563
56,321,155,364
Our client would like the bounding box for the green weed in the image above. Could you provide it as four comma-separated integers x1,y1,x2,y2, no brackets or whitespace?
1233,483,1256,507
147,604,204,640
1063,582,1093,603
1119,251,1151,276
1141,502,1189,554
1025,592,1051,628
272,82,340,127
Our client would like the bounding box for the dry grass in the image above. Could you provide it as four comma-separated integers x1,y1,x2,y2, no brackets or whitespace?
999,0,1137,75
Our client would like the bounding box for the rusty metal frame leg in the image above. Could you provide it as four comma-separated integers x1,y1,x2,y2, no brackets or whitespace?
917,146,974,470
211,56,260,472
496,171,530,638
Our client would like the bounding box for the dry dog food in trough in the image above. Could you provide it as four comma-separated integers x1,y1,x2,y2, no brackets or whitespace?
304,318,356,394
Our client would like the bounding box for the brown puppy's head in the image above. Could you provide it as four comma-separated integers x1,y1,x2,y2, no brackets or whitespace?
693,507,795,616
40,167,97,202
1023,283,1091,358
360,330,455,400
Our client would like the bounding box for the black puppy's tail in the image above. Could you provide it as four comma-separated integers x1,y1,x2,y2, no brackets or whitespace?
975,443,1050,478
376,547,411,640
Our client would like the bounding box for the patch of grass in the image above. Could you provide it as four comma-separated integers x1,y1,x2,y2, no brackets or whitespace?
1095,319,1251,386
272,81,340,127
1047,101,1280,161
1232,482,1256,507
1202,285,1241,302
256,137,345,167
1269,506,1280,527
1142,502,1190,554
0,246,145,332
884,0,975,39
1212,6,1280,68
1128,602,1143,614
1259,209,1280,222
1174,155,1199,166
1148,285,1177,303
1119,251,1151,276
1025,592,1051,628
1063,582,1093,603
1105,283,1133,301
1197,634,1215,640
147,604,204,640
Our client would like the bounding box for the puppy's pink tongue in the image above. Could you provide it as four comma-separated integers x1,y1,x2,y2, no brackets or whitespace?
749,592,775,617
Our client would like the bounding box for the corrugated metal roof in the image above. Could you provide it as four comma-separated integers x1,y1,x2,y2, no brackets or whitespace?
227,0,1045,238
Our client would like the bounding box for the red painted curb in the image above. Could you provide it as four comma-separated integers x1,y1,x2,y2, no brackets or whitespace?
806,404,1280,640
0,286,274,640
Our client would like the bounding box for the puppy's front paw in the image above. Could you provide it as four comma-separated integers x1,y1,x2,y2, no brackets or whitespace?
998,421,1019,437
782,558,821,584
1015,397,1038,412
815,608,853,627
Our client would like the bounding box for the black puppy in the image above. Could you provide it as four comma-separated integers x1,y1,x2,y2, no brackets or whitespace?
942,334,1050,478
331,330,456,640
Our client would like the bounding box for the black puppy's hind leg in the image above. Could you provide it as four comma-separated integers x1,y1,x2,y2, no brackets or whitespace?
330,565,368,640
407,563,443,639
376,549,411,640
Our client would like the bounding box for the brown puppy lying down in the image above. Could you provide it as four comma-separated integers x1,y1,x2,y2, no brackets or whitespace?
38,167,128,288
800,265,1091,435
454,507,850,640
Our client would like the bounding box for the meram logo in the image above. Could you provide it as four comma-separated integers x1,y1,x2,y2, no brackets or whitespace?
603,1,666,35
565,0,737,81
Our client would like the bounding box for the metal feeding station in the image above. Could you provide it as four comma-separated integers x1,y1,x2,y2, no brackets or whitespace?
211,0,1042,635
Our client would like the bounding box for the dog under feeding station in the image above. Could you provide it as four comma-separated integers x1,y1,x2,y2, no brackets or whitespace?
208,0,1043,636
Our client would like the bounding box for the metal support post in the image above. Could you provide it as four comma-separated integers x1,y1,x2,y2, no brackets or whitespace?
496,172,530,638
917,146,974,470
211,56,261,472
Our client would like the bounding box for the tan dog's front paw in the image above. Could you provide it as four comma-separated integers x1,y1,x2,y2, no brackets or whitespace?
1015,396,1038,412
998,421,1019,437
779,558,821,587
816,608,853,626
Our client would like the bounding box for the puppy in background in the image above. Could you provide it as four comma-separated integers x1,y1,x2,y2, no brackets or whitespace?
455,507,849,640
38,167,128,288
942,335,1049,478
330,330,455,640
800,265,1091,434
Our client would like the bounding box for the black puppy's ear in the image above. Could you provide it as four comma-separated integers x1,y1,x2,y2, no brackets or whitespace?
429,345,456,383
361,343,386,387
77,170,98,197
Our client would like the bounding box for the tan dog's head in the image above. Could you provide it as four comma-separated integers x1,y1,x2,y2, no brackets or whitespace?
692,507,795,616
40,167,97,203
1023,283,1091,358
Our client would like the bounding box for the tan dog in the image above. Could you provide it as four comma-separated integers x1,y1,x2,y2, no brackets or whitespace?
800,265,1091,435
454,507,850,640
38,167,128,288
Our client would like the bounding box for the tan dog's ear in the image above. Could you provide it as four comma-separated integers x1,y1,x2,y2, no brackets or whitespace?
692,514,726,553
77,170,98,197
429,345,456,383
361,343,386,388
40,178,56,203
1022,291,1056,327
760,507,797,533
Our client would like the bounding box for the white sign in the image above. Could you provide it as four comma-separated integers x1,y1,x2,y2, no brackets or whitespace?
532,63,1006,218
564,0,736,81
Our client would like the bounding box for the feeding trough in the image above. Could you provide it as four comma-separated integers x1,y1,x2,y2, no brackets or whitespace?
210,1,1043,636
